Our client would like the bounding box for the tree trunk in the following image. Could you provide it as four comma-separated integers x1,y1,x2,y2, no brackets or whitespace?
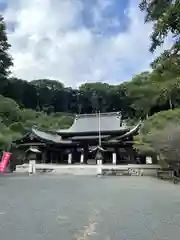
146,112,149,119
169,97,173,109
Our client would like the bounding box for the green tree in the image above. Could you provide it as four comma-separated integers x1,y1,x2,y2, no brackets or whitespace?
31,79,64,91
140,0,180,52
0,95,22,125
3,78,38,109
150,60,180,109
80,82,111,113
0,15,13,91
31,79,63,112
125,72,159,118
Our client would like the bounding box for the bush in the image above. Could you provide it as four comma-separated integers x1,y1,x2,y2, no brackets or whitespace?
147,123,180,166
134,109,180,155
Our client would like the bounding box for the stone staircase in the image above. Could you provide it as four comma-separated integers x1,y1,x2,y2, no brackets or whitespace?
15,163,161,176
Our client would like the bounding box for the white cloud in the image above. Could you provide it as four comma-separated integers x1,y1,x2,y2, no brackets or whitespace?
3,0,172,87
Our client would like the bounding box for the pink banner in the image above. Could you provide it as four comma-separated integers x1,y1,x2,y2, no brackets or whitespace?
0,152,11,174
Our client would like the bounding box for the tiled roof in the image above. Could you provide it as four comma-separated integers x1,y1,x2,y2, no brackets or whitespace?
31,128,72,144
58,112,127,133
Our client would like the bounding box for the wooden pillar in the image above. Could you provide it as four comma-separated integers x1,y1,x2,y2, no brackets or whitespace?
80,152,84,164
46,151,52,164
112,152,117,165
49,151,53,163
83,145,88,164
71,149,75,164
128,147,135,164
57,152,61,164
60,150,63,164
114,147,119,165
68,150,72,164
41,150,46,164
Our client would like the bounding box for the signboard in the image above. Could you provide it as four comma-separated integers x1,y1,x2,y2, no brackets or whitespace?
28,160,36,174
128,168,139,176
0,152,11,174
146,156,152,164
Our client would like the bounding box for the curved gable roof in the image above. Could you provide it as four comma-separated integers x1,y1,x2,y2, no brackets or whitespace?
31,128,72,144
58,112,127,133
109,122,142,142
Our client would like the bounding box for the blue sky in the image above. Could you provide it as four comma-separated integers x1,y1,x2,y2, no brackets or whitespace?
81,0,129,35
1,0,172,87
0,0,7,10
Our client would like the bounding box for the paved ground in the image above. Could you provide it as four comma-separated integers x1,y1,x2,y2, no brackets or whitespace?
0,175,180,240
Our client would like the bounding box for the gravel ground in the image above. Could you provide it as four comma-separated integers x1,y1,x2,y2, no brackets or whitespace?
0,174,180,240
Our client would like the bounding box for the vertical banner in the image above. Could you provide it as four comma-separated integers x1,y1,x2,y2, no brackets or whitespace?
0,152,11,174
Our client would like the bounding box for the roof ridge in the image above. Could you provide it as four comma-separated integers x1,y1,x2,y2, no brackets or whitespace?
32,126,58,135
75,111,121,119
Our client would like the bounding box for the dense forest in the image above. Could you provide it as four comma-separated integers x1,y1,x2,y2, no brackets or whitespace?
1,1,180,163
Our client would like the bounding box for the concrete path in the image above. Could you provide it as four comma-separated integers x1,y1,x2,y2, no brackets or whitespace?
0,175,180,239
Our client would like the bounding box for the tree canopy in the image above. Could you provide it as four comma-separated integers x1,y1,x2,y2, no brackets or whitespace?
0,15,13,91
140,0,180,52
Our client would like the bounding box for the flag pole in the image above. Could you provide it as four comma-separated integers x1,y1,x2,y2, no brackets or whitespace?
98,110,101,147
97,110,103,176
